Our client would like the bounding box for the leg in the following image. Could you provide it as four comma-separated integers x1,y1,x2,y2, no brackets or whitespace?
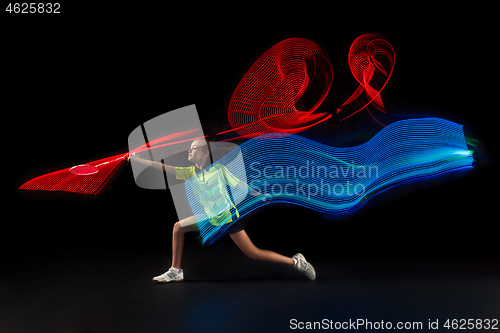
230,230,294,266
171,216,198,269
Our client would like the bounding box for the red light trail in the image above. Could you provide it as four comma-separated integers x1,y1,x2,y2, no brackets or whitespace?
20,34,396,195
228,37,333,139
19,130,207,195
337,33,395,124
19,153,128,195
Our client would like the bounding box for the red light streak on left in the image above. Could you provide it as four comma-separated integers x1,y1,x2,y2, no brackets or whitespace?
19,153,128,195
337,33,395,123
19,130,207,195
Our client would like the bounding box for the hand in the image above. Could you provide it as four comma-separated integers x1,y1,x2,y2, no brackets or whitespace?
125,152,138,162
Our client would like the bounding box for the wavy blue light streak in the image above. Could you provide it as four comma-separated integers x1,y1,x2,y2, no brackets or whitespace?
187,118,474,245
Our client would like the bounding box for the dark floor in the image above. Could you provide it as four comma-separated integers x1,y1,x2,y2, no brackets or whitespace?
6,154,498,332
1,247,499,333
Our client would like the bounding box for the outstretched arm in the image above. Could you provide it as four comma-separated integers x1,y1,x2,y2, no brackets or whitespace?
127,154,176,175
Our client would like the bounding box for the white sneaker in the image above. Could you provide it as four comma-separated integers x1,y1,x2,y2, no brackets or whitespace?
152,267,184,283
293,253,316,280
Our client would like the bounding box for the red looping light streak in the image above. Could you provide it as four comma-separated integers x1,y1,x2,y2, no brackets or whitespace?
228,38,333,139
337,33,395,123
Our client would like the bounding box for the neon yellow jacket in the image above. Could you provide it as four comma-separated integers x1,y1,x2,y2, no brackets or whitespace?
176,163,240,226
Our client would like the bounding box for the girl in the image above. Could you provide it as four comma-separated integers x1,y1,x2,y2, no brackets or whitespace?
128,139,316,282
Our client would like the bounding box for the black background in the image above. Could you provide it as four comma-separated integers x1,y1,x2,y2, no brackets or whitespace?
2,3,499,332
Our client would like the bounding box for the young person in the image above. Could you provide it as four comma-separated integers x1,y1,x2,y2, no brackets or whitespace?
128,139,316,282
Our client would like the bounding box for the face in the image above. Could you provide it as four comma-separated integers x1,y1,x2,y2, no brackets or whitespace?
188,139,208,163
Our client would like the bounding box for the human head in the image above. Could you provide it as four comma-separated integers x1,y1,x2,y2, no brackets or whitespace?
188,139,211,168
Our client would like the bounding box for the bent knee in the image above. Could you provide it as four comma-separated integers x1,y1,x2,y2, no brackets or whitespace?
173,222,182,235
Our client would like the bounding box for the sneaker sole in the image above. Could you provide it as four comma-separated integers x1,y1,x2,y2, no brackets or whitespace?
153,278,184,283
